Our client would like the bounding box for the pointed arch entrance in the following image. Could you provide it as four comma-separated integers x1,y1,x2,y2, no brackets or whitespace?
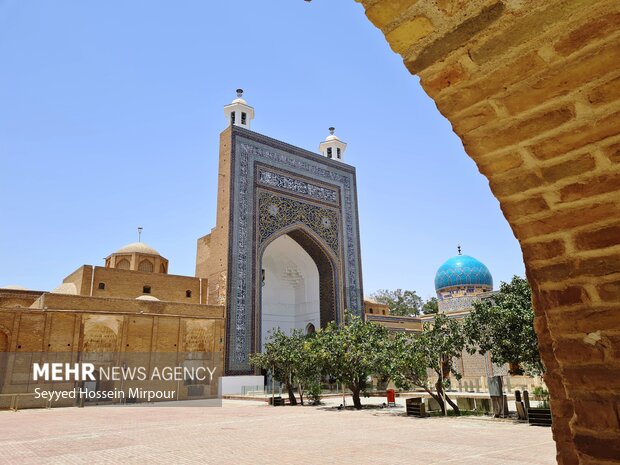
256,226,339,353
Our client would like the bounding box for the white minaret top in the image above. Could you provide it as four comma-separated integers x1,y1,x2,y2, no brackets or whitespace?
319,127,347,161
224,89,255,129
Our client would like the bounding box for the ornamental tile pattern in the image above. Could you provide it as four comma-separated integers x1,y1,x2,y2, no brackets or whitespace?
434,255,493,291
225,128,363,374
257,169,339,205
257,191,339,255
437,295,479,312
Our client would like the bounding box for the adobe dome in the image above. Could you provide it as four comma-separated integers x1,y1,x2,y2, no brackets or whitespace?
115,242,160,256
1,285,29,291
434,254,493,292
52,283,78,295
105,240,168,274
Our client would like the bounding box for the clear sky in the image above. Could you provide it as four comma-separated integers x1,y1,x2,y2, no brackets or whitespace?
0,0,525,300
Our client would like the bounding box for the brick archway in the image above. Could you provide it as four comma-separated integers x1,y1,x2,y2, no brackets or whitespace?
256,225,340,354
286,228,339,327
353,1,619,463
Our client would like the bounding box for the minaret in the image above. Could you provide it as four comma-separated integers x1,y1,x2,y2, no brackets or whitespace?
319,127,347,161
223,89,255,130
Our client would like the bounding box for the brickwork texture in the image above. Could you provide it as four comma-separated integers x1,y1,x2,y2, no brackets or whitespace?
0,293,225,407
355,1,620,463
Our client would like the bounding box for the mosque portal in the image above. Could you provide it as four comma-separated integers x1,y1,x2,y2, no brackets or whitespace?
195,90,364,376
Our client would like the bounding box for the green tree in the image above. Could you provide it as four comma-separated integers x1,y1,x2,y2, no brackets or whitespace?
388,332,428,394
370,289,423,316
249,328,304,405
391,313,465,415
422,297,439,314
295,333,324,405
464,275,543,376
315,313,391,409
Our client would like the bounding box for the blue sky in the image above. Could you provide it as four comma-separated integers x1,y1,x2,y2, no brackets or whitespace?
0,1,525,300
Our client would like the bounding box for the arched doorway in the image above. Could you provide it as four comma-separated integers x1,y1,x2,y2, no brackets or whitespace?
0,328,8,393
82,324,118,401
182,322,217,398
258,228,337,352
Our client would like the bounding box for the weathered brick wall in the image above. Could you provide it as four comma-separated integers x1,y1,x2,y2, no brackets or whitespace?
62,266,207,304
355,1,620,463
0,289,43,308
0,303,225,405
33,293,224,318
196,127,233,307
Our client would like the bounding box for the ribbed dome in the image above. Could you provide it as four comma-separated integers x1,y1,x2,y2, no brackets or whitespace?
115,242,160,256
434,255,493,291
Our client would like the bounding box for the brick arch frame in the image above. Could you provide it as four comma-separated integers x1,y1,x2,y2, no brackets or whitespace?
256,223,342,343
353,1,619,463
0,326,8,351
116,258,130,270
0,326,8,391
83,323,118,353
138,259,154,272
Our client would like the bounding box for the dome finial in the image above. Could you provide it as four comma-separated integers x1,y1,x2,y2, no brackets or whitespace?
236,88,243,98
457,244,462,255
138,226,143,243
329,127,335,135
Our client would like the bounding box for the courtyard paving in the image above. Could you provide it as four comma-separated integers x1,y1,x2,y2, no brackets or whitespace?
0,398,556,465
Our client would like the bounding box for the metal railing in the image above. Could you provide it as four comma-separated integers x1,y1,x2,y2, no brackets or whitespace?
241,385,265,395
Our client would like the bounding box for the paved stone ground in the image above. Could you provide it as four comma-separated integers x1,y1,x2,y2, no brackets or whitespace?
0,398,556,464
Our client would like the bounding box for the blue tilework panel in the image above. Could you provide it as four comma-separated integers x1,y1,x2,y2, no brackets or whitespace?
225,127,363,374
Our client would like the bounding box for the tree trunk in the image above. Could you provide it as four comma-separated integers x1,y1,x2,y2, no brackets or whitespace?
351,386,362,410
441,359,451,379
508,362,524,376
298,384,304,406
434,379,447,414
424,386,445,413
444,393,460,415
286,382,297,405
434,378,460,416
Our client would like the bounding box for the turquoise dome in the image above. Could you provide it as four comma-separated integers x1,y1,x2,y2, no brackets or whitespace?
434,255,493,291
